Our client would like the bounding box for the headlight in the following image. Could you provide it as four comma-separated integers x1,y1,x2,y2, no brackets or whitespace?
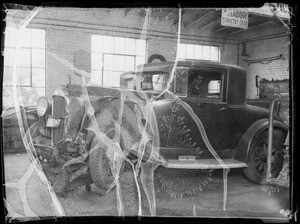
37,97,51,116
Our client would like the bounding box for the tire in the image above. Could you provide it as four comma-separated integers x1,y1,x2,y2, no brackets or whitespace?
147,54,166,63
244,129,286,184
89,129,124,190
88,99,142,190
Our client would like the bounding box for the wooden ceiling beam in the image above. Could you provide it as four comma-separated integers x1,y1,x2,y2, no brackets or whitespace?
160,8,177,21
183,9,218,29
184,11,210,29
227,20,273,35
124,8,131,17
198,17,220,31
211,26,229,34
172,9,188,25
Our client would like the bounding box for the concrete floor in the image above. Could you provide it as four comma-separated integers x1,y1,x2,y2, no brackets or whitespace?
3,153,290,221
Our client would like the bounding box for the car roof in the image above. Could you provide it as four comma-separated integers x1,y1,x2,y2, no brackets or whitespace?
122,60,245,75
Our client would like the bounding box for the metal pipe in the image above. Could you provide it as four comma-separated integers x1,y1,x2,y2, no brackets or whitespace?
266,96,280,181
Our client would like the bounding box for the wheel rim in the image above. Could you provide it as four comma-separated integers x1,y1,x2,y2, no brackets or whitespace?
252,142,282,176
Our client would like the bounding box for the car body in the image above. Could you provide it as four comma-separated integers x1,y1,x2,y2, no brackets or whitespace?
29,60,288,195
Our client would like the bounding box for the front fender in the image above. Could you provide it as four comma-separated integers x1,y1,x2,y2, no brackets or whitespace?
233,118,288,163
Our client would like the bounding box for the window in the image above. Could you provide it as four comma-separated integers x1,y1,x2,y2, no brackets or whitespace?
91,35,146,87
3,27,46,107
178,43,220,62
120,72,169,92
188,70,222,99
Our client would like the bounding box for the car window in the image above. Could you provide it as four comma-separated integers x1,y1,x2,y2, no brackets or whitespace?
139,72,169,91
174,68,188,97
120,73,135,89
152,74,165,91
121,72,169,91
188,70,222,99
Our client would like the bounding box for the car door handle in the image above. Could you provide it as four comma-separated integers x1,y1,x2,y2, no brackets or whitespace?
219,107,227,111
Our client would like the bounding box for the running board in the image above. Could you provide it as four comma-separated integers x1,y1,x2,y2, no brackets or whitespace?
165,159,248,169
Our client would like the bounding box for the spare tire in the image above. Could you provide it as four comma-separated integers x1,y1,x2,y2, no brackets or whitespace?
147,54,166,63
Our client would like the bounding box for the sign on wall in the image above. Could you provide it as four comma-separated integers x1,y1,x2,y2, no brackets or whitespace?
221,8,249,29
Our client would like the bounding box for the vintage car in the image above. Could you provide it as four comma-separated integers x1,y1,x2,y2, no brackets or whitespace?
28,60,288,197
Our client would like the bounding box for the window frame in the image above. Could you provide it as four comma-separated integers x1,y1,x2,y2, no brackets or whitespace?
175,67,226,103
178,43,221,62
91,34,147,87
3,27,46,107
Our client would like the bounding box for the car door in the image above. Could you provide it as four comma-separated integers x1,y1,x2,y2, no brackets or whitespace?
179,67,237,157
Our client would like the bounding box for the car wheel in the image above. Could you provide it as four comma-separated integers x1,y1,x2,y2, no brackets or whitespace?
88,99,142,190
244,129,286,184
89,129,125,190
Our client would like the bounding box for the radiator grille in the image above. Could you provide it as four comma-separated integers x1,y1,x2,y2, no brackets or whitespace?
52,95,67,146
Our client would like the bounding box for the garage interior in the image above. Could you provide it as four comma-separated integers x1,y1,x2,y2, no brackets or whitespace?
2,3,292,221
3,4,290,105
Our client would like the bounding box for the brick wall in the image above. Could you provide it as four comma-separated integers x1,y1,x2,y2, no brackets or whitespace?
25,8,240,97
239,35,290,99
7,8,288,100
220,43,238,65
46,29,91,96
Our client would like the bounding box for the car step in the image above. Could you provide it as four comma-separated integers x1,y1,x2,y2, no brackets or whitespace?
165,159,247,169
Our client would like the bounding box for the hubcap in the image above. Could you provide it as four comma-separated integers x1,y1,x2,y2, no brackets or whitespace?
253,143,279,176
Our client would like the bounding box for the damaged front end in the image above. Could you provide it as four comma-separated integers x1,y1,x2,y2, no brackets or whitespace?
29,90,93,196
29,87,167,197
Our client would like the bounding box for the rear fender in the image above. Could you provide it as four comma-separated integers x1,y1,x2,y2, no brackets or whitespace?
233,118,288,163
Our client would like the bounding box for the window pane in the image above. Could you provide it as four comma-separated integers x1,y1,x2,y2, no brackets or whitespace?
113,72,121,87
103,71,120,87
92,35,103,53
178,43,185,59
4,48,16,66
19,49,31,67
32,68,45,87
203,46,210,60
136,39,146,56
19,28,31,48
114,37,125,54
211,46,219,61
91,53,102,70
195,45,203,60
20,87,42,106
125,38,135,55
34,87,46,97
114,55,125,71
31,29,45,48
3,86,12,96
3,67,13,85
136,56,145,67
186,44,194,59
91,71,103,85
18,67,31,86
102,36,114,53
103,54,114,70
32,49,45,67
2,86,13,107
125,56,135,71
5,27,18,47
